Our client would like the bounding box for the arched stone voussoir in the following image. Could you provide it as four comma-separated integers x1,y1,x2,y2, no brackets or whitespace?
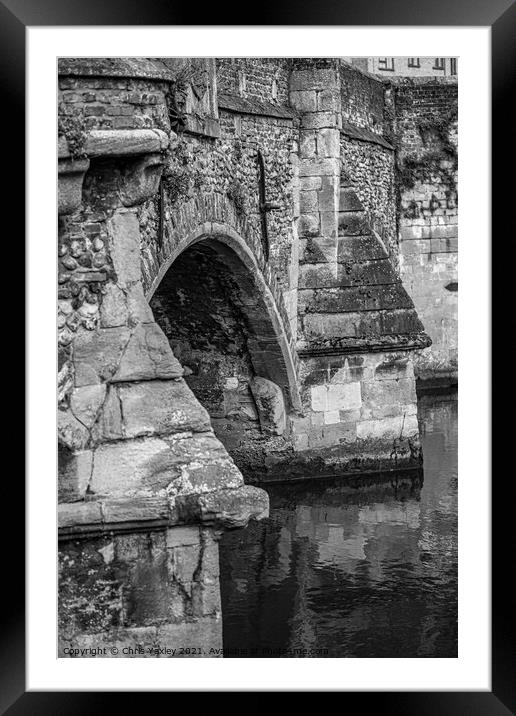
147,222,302,413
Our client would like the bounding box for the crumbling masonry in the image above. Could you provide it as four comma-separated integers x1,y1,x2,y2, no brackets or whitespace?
58,58,457,655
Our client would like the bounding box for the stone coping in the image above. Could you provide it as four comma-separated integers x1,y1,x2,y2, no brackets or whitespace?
340,121,394,150
58,129,171,161
388,75,458,87
298,332,432,357
58,485,269,540
218,93,297,120
58,58,174,82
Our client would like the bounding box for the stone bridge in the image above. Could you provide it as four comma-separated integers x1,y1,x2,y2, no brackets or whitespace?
57,57,456,656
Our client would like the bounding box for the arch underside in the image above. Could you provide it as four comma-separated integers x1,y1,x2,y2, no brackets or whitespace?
149,233,300,475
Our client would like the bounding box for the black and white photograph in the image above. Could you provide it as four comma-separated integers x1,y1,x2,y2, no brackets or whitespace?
9,7,504,705
57,55,459,660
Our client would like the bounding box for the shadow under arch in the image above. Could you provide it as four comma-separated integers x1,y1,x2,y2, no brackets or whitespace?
146,224,301,414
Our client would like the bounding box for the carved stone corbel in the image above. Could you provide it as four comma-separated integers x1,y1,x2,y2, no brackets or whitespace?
57,129,172,214
119,153,166,207
58,157,90,216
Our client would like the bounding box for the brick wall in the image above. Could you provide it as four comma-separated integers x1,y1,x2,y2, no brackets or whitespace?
340,62,386,134
216,58,290,105
59,75,170,132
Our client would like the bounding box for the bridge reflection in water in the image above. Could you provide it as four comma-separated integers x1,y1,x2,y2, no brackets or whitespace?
219,392,457,658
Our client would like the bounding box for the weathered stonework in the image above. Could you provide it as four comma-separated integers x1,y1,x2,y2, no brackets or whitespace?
58,58,273,657
57,57,455,656
392,78,458,386
59,526,224,657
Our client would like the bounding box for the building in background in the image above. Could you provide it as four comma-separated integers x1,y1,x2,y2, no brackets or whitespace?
345,57,458,78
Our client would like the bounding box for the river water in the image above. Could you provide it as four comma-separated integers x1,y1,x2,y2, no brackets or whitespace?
219,391,458,657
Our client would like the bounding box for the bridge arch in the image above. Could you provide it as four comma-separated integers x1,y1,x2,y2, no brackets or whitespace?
146,223,301,470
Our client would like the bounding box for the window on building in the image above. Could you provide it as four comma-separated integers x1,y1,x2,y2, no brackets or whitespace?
450,58,457,75
408,58,420,68
377,57,395,71
433,58,446,71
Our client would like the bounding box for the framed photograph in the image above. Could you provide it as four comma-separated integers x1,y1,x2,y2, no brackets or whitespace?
7,0,508,708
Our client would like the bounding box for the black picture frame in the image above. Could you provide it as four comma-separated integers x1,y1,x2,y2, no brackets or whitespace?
7,0,511,710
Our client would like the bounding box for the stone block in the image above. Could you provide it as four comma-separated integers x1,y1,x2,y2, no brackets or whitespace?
100,496,170,526
324,410,340,425
58,501,103,530
300,190,319,213
290,90,317,112
320,211,337,239
374,354,413,381
327,382,361,411
100,283,129,328
317,128,340,158
298,158,339,177
319,176,338,213
299,133,317,158
107,211,141,286
172,459,243,498
302,284,413,314
195,485,269,529
290,69,338,92
310,384,327,411
298,213,320,237
320,422,357,446
58,448,93,501
199,531,220,582
301,112,338,130
192,582,221,617
112,323,183,382
317,89,339,111
249,377,286,436
74,326,131,386
166,525,200,548
58,158,90,215
85,128,169,157
127,283,155,324
339,409,361,423
95,385,123,441
170,543,202,587
356,414,419,440
58,407,90,451
400,225,423,241
299,176,322,191
70,384,106,428
300,235,337,265
89,437,174,497
118,379,211,438
298,263,336,290
337,235,388,262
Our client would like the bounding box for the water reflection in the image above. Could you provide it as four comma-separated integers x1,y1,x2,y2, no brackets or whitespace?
219,392,458,657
